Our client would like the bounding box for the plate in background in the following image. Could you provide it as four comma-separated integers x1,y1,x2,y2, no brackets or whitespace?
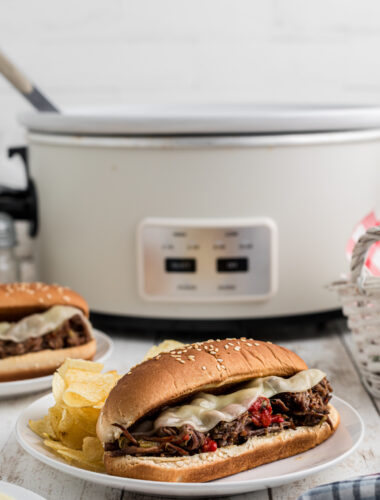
0,481,46,500
0,329,113,398
16,395,363,497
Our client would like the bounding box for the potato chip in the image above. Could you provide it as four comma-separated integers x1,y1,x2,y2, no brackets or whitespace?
52,371,65,403
29,415,56,440
57,408,88,449
44,439,104,473
48,405,64,438
82,436,104,462
143,340,184,360
63,382,110,407
65,406,99,435
57,358,103,379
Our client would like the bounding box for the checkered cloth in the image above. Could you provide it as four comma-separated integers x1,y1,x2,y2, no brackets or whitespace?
298,474,380,500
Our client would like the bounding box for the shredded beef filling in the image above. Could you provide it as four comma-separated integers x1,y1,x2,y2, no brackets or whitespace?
106,377,333,458
0,314,92,359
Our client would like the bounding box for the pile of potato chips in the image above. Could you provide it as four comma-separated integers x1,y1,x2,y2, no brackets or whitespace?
29,340,184,472
29,359,120,472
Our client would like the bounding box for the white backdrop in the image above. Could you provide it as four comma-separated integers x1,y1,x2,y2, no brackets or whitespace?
1,0,380,185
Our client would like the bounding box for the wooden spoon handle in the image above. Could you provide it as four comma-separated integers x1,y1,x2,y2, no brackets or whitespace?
0,49,32,94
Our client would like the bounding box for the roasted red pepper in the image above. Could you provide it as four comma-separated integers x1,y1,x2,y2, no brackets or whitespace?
248,396,284,427
201,437,218,453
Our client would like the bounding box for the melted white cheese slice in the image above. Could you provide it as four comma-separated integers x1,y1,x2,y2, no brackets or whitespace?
0,306,91,342
153,369,326,432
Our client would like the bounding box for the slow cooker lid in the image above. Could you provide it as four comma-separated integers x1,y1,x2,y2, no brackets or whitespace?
19,103,380,136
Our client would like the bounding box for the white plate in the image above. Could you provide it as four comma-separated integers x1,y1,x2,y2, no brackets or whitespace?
0,330,113,398
16,395,363,497
0,480,46,500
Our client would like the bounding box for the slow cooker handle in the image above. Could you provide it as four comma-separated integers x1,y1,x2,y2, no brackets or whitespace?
0,146,38,237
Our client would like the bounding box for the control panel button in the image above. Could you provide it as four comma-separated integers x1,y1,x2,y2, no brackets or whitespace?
165,258,196,273
217,257,249,273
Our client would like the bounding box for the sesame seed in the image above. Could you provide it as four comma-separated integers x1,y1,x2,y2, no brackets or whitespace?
234,346,241,351
267,341,273,344
188,355,195,360
177,359,185,364
241,337,247,340
224,345,229,350
46,293,52,299
246,343,252,346
216,339,221,341
217,358,223,362
38,298,44,303
202,366,207,370
216,364,221,371
63,295,71,302
254,342,260,346
210,351,217,355
221,365,226,370
228,343,234,347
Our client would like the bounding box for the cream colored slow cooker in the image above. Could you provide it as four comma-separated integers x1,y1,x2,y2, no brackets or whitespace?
19,104,380,320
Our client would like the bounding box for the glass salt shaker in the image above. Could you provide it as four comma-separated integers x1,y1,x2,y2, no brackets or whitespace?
0,212,20,282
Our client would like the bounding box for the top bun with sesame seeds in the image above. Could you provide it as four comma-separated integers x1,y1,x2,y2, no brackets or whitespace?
97,338,308,444
0,282,89,320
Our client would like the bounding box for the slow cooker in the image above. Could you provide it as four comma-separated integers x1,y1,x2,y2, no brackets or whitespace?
17,104,380,326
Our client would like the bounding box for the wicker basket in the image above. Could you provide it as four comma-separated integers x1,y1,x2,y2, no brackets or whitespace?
330,226,380,398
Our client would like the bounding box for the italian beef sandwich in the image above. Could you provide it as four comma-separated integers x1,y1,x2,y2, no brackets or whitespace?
97,338,339,482
0,282,96,381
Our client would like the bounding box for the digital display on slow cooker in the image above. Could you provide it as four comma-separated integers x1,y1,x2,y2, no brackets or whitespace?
217,257,249,272
165,258,197,273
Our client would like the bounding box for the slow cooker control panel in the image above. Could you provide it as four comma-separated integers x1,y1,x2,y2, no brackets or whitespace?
138,218,278,302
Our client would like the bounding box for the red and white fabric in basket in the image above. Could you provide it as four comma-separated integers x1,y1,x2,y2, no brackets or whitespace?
346,211,380,276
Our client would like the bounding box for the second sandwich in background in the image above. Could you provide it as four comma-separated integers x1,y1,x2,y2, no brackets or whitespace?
0,282,96,381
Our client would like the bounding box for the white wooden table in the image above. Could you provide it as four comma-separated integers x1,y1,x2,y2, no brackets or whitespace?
1,320,379,500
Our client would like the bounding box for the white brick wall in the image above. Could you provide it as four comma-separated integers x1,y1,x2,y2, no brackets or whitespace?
1,0,380,184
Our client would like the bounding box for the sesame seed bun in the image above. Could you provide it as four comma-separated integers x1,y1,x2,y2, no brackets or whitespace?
0,282,89,320
103,404,339,483
97,338,308,444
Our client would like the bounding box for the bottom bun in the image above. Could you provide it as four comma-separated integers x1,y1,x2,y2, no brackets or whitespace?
104,404,340,483
0,339,97,382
